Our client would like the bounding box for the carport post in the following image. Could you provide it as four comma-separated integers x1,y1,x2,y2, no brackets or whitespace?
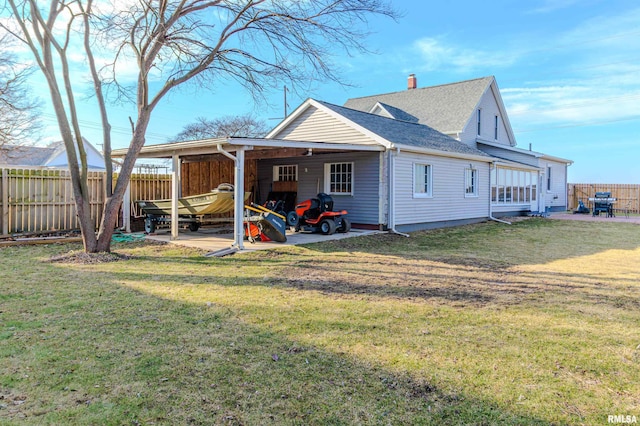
234,147,245,250
171,154,180,240
217,144,245,250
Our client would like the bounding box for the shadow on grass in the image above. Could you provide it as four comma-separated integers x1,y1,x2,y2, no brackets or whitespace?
80,243,640,311
0,257,556,425
302,219,640,268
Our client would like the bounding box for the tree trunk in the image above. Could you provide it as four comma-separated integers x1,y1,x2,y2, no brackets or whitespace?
93,112,152,253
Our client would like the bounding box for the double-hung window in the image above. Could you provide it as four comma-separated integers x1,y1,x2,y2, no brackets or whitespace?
465,168,478,197
413,163,432,197
324,162,353,195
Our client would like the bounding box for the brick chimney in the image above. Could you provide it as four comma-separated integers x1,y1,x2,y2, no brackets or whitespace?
407,74,417,90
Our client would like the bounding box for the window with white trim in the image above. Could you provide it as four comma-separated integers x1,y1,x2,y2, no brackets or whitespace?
465,168,478,197
546,166,552,191
494,115,499,140
273,164,298,182
413,163,432,197
477,109,482,136
324,162,353,195
491,168,537,204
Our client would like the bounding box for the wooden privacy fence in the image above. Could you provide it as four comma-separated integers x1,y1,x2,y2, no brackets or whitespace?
568,183,640,215
0,167,172,235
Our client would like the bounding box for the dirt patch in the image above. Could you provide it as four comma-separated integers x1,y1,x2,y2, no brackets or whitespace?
47,250,132,264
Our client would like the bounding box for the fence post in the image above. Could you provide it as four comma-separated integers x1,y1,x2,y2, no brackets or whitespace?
1,169,8,235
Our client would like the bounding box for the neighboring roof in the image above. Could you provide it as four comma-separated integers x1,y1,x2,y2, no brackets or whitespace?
314,100,492,158
0,138,106,168
344,76,494,135
0,144,58,166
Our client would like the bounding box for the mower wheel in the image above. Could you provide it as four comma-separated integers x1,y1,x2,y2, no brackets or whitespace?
188,222,200,232
286,211,299,227
320,218,337,235
337,217,351,233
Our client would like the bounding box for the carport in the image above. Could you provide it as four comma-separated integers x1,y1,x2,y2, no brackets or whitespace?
111,137,383,251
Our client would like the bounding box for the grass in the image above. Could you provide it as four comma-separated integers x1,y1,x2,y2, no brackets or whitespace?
1,218,639,424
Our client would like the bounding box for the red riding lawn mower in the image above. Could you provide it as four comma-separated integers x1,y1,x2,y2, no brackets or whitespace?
290,193,351,235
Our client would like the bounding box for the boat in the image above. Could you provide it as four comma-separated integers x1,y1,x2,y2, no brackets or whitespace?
136,184,250,217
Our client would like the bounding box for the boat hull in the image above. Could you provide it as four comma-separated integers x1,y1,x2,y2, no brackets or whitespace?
137,191,250,216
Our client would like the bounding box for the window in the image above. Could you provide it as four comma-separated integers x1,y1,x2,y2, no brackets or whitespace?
413,163,432,197
494,115,499,140
465,168,478,197
324,162,353,195
477,109,481,135
546,166,552,191
273,164,298,182
491,167,538,205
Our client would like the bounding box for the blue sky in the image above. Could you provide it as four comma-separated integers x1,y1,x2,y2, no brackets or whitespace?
27,0,640,183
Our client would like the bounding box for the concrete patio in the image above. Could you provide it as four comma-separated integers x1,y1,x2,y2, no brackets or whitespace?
143,225,380,255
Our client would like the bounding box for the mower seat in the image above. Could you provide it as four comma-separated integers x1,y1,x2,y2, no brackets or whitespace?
317,193,334,212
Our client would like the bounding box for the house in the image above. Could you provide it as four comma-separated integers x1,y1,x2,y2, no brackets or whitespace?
344,75,572,213
114,75,571,246
0,137,105,170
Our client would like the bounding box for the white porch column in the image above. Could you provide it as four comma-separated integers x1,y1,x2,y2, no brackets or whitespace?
123,182,131,233
216,144,246,250
234,147,245,250
171,154,180,240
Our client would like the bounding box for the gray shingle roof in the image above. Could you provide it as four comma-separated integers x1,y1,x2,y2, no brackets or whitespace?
316,100,491,158
344,76,494,134
374,102,419,123
0,144,58,166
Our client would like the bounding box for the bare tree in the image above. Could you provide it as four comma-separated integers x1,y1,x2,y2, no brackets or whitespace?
1,0,397,253
170,115,269,142
0,34,41,151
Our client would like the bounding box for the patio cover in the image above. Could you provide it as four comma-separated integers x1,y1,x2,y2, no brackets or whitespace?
111,137,383,250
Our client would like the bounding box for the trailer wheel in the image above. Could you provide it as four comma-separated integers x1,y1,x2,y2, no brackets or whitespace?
337,217,351,233
144,218,156,234
320,219,336,235
188,222,200,232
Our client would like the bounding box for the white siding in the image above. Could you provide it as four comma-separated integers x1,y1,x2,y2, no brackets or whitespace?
545,160,568,210
273,106,378,145
393,151,490,225
459,89,511,147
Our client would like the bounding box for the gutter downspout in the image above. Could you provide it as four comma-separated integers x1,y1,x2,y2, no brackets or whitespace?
489,161,511,225
217,144,245,250
388,146,410,237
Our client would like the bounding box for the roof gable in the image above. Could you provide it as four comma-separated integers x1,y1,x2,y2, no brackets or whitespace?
370,102,419,123
267,98,490,159
345,76,494,135
317,101,490,158
459,79,516,146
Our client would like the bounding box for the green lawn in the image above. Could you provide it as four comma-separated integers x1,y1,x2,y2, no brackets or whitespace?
1,218,639,425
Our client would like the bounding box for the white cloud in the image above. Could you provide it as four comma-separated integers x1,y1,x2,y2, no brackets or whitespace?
498,7,640,132
410,37,518,73
526,0,591,14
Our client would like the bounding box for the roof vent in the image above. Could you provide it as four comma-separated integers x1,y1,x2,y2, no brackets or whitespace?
407,74,417,90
